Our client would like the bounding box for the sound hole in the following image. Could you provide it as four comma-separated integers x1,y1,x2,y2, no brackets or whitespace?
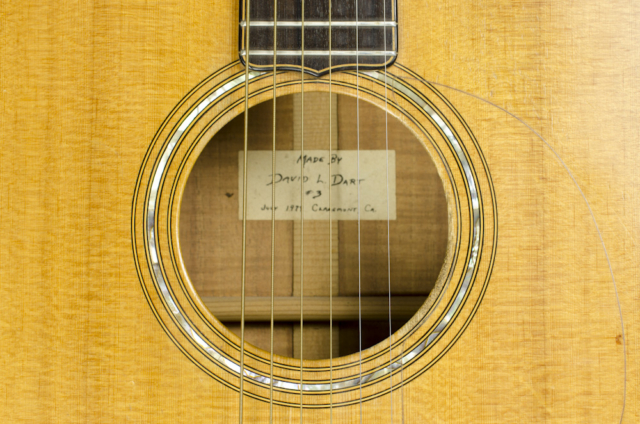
179,92,448,360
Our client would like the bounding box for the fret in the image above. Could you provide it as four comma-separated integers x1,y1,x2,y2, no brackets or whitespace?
239,0,398,76
240,20,397,28
240,50,397,56
247,0,394,21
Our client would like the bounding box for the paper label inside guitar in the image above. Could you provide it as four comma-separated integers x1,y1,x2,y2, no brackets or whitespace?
238,150,397,220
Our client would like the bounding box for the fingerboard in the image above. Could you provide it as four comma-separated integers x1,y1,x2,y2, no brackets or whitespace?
239,0,398,76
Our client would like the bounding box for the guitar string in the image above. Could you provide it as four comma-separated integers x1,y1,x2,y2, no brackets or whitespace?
356,0,363,422
239,0,251,421
299,0,305,419
269,0,277,421
237,9,624,422
396,74,627,423
383,0,393,421
328,0,334,422
400,341,405,424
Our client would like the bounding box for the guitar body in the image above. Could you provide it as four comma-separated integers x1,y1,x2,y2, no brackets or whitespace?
0,1,638,423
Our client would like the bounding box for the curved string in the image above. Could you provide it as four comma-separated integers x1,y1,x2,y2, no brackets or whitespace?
394,74,627,423
269,0,278,421
239,0,251,422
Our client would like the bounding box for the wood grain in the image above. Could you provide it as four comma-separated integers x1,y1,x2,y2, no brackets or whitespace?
242,0,396,73
0,0,638,423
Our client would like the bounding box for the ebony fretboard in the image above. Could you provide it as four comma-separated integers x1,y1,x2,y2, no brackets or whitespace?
239,0,397,76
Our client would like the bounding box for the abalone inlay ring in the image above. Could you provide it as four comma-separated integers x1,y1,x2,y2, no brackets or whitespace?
133,62,496,404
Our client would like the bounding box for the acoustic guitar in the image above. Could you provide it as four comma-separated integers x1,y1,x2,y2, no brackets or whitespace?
1,0,637,423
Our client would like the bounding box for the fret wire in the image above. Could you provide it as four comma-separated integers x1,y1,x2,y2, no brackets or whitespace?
269,0,277,422
240,20,396,27
238,0,398,74
239,0,250,422
240,50,397,56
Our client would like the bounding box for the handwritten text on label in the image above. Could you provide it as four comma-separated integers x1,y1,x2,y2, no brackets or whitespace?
238,150,396,220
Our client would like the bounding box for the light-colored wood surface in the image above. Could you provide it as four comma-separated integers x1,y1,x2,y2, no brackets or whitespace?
0,1,638,423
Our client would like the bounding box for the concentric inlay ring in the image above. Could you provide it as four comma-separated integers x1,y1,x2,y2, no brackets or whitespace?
132,62,497,407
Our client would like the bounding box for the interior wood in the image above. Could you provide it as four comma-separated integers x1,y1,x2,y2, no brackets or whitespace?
179,92,448,358
291,92,340,360
2,1,638,422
